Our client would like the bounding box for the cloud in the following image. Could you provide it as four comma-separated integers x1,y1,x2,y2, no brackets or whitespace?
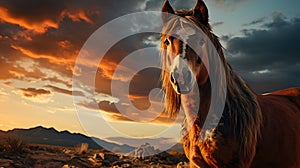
98,58,135,82
242,17,267,26
0,88,8,95
225,13,300,93
0,0,93,34
0,0,181,123
61,10,93,24
143,0,243,12
18,88,51,97
212,21,224,27
211,0,246,8
0,57,72,89
0,6,59,34
76,98,177,124
45,85,85,97
0,0,155,84
14,87,53,103
143,0,195,11
76,100,135,122
11,45,74,65
95,93,120,104
2,81,12,87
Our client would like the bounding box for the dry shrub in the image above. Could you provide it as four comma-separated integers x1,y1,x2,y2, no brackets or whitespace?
76,143,89,154
5,134,27,152
0,142,4,152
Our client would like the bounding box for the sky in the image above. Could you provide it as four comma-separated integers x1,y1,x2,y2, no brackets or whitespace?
0,0,299,147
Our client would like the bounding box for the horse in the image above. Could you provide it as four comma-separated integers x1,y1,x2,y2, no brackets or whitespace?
160,0,300,167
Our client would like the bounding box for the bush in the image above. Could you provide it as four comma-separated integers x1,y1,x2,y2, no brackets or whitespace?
0,143,4,152
5,134,27,152
75,143,89,154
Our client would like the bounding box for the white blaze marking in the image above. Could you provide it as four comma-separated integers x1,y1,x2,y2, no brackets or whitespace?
177,20,196,59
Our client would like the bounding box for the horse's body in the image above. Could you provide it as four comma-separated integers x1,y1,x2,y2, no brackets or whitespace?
160,0,300,167
181,90,300,168
253,91,300,168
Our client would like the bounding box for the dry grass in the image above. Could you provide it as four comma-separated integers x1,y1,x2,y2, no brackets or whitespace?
4,134,27,152
0,143,4,152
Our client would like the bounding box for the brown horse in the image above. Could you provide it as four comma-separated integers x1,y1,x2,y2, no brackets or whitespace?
160,0,300,167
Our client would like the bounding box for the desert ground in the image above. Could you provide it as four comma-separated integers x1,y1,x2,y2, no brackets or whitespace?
0,143,189,168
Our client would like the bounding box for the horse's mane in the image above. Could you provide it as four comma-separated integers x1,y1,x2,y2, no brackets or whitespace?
160,9,263,160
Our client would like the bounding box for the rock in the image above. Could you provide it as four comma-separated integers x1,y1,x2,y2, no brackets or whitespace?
112,160,132,167
63,149,72,154
96,153,119,162
93,152,118,161
101,159,112,166
0,159,13,167
106,153,119,162
150,156,159,162
119,154,124,159
62,164,79,168
122,163,131,168
177,162,189,168
92,153,103,160
132,158,140,163
127,143,160,159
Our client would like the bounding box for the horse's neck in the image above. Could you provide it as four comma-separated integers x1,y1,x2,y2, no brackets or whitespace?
180,67,259,132
181,81,211,129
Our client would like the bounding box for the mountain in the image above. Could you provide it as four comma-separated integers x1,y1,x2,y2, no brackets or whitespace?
0,126,133,153
127,143,160,159
107,136,185,153
167,143,184,153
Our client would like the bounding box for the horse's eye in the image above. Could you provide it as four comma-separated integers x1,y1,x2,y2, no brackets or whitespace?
164,39,170,46
197,56,201,64
199,39,205,46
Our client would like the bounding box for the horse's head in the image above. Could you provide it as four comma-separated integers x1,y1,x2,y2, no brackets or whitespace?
161,0,210,95
160,0,224,117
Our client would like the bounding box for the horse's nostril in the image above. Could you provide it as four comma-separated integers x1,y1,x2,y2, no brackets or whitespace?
183,68,191,83
173,71,179,80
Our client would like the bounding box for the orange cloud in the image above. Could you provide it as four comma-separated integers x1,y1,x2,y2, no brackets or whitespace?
57,40,72,49
14,88,53,103
19,88,51,98
45,85,84,96
0,7,59,34
8,70,25,78
128,94,148,100
11,45,74,65
99,59,135,82
12,31,32,41
62,10,93,24
0,7,93,34
0,88,8,96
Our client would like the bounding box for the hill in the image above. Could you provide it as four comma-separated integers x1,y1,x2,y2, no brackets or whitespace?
0,126,133,153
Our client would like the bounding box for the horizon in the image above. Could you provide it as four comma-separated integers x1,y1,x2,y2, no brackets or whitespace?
0,125,179,150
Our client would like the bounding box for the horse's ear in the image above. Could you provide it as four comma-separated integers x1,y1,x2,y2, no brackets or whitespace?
193,0,209,24
162,0,175,24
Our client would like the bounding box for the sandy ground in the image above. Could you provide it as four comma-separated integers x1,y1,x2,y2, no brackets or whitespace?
0,144,189,168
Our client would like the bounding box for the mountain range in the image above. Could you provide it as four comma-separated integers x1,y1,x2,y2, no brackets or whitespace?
0,126,133,153
0,126,184,153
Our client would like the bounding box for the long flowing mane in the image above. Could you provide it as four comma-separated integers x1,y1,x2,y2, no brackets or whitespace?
160,8,263,163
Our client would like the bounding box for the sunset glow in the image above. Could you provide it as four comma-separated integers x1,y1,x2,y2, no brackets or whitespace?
0,0,299,143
